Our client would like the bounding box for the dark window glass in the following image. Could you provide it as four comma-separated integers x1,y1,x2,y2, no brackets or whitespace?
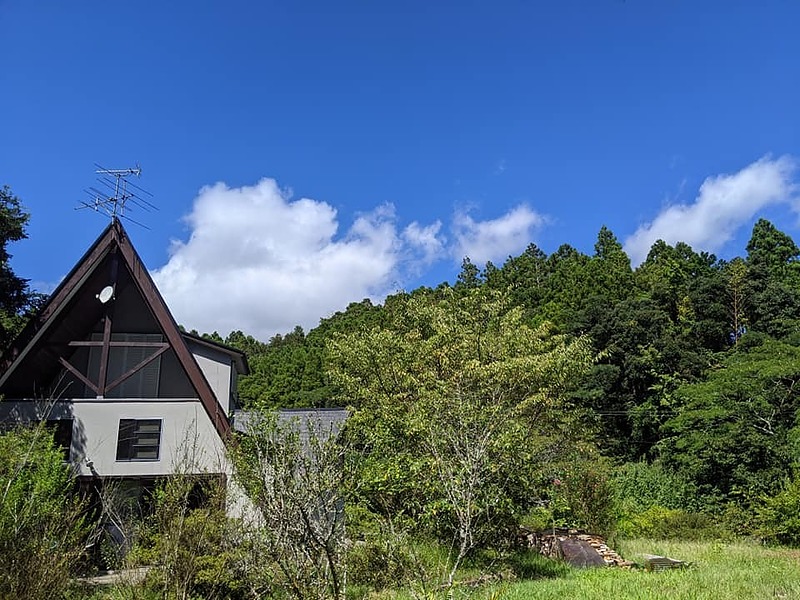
116,419,162,461
47,419,73,461
86,334,163,398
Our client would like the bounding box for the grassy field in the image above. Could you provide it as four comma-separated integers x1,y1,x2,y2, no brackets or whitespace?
498,539,800,600
72,539,800,599
367,539,800,600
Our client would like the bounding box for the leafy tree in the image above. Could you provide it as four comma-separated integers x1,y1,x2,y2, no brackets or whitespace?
590,226,633,300
758,472,800,546
538,244,591,328
570,295,674,459
659,338,800,506
569,239,728,460
201,331,225,344
726,258,749,344
239,300,391,409
454,257,482,290
240,326,310,408
225,329,269,358
326,287,594,564
489,243,549,317
746,218,800,277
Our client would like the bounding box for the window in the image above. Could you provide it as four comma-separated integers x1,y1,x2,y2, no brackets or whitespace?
86,334,163,398
116,419,162,461
48,419,73,461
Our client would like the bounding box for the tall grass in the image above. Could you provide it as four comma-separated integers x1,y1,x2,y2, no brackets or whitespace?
502,539,800,600
356,539,800,600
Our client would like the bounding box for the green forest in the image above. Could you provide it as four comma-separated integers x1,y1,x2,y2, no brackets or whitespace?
204,218,800,541
4,183,800,598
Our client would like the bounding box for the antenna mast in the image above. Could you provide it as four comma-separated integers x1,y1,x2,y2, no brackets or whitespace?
78,164,156,227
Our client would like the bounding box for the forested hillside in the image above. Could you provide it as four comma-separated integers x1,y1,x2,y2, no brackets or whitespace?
214,218,800,534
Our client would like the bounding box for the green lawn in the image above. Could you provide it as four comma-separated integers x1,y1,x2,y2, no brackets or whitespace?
500,539,800,600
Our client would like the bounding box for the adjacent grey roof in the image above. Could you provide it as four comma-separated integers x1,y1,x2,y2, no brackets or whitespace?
232,408,349,444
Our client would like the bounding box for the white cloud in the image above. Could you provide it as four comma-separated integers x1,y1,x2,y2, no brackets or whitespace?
403,221,444,264
624,156,798,266
152,179,416,340
451,204,546,265
152,178,551,339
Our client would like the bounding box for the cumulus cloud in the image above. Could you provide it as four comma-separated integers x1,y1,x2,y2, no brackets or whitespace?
152,178,550,340
402,221,444,265
624,156,798,266
451,204,546,265
152,179,412,340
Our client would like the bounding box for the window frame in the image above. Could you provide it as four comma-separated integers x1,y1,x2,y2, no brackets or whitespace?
115,418,163,462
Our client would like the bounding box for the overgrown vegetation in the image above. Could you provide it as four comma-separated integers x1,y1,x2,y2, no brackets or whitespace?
223,218,800,547
231,411,349,600
326,286,594,583
0,425,88,599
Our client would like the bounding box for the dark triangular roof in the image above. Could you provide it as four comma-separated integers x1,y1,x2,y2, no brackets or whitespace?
0,219,232,437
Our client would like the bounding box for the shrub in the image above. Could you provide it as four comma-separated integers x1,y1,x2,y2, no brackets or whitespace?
520,506,554,532
345,507,443,592
551,457,616,537
232,410,348,600
347,538,418,590
506,550,569,580
617,506,720,540
757,474,800,546
132,475,250,600
611,461,699,516
0,425,88,599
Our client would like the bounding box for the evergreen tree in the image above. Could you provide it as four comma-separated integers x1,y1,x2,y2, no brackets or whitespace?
0,186,37,351
745,219,800,338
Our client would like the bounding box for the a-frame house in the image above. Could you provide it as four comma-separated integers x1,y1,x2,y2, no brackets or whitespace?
0,218,248,493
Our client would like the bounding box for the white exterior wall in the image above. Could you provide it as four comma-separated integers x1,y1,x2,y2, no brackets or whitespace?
0,399,228,478
190,346,234,416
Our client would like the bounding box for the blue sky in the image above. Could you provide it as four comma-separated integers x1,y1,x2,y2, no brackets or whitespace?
1,1,799,340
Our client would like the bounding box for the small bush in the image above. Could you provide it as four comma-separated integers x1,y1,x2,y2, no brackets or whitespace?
551,457,616,537
131,475,250,600
617,506,720,540
520,506,554,532
347,538,417,589
717,501,758,539
757,474,800,546
611,461,699,515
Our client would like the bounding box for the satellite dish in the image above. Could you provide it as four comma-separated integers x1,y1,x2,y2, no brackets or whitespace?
97,285,115,304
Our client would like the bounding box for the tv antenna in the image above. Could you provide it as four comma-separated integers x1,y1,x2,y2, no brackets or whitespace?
77,164,157,228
